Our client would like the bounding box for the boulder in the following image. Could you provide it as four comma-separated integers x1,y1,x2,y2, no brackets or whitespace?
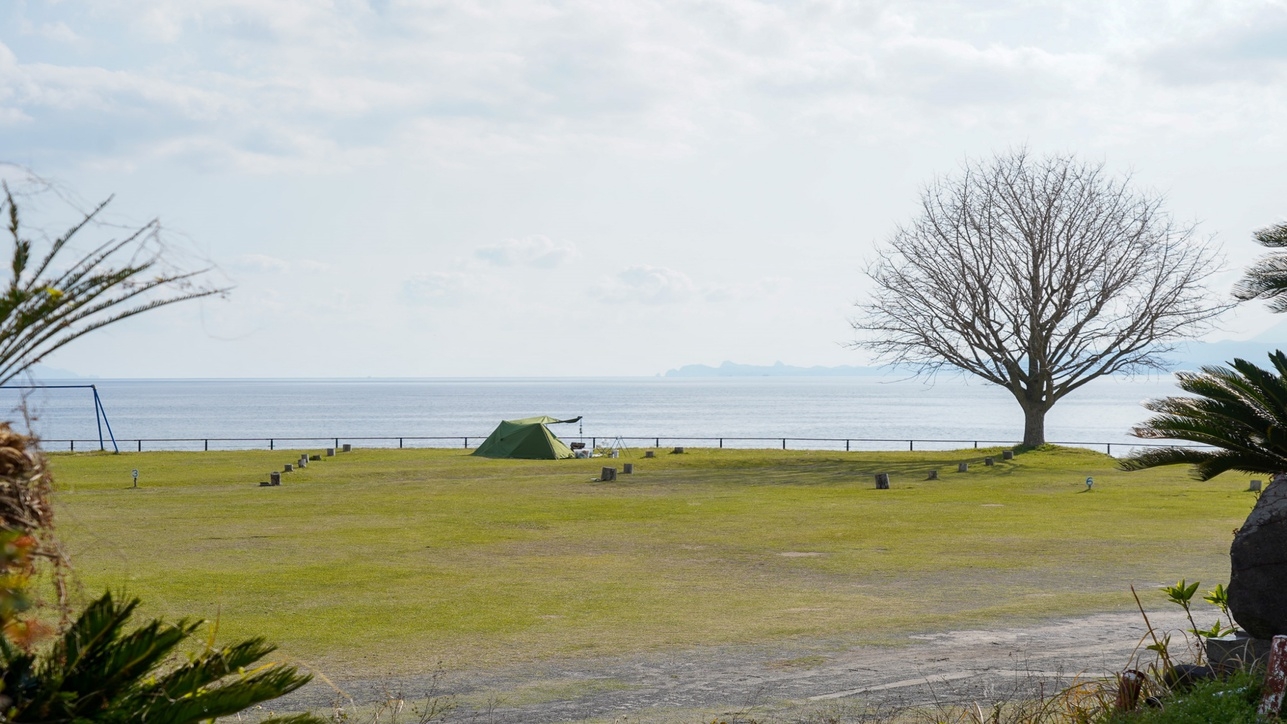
1230,475,1287,638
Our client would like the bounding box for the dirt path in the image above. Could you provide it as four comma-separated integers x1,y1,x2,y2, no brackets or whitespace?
273,608,1206,723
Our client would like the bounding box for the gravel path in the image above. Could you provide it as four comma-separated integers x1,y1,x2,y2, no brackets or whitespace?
272,608,1207,723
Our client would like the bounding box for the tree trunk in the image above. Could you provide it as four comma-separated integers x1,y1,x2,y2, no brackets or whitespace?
1022,405,1046,447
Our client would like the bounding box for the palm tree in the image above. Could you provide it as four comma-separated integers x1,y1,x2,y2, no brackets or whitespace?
1233,221,1287,311
0,591,324,723
1120,352,1287,480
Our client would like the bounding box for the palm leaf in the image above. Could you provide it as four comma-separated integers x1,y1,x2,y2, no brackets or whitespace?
1122,353,1287,479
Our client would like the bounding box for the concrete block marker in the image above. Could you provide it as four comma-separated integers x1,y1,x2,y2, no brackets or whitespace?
984,457,994,466
600,467,617,482
957,462,968,473
342,443,352,453
326,448,335,457
927,470,938,480
622,463,633,474
283,463,293,472
875,473,890,489
644,450,655,458
1003,450,1015,460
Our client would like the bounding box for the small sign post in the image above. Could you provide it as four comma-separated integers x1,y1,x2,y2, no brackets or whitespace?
132,469,139,488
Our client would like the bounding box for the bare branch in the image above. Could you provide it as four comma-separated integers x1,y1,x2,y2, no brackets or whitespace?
850,149,1232,446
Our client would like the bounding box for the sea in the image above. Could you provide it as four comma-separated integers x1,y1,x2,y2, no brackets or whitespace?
0,375,1191,454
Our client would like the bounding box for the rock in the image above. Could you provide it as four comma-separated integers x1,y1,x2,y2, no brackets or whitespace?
1230,474,1287,638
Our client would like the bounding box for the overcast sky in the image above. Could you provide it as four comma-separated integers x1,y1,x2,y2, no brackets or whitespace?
1,0,1285,377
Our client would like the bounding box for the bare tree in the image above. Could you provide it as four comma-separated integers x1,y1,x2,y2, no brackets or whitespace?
0,173,227,385
852,150,1230,447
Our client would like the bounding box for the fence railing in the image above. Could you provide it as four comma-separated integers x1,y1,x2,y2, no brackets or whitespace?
43,435,1207,456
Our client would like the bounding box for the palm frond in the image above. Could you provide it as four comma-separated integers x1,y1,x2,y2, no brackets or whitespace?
3,591,324,723
1122,353,1287,479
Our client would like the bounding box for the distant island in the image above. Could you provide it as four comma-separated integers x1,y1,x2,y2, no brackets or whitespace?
665,340,1287,378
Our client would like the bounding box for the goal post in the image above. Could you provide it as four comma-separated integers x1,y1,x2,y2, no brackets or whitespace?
0,383,119,453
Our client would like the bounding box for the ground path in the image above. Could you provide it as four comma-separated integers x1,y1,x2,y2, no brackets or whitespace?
274,609,1205,723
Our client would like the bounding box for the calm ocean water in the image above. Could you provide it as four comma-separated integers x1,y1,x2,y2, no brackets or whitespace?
0,375,1190,453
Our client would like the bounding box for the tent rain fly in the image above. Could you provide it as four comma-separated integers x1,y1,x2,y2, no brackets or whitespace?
471,416,582,460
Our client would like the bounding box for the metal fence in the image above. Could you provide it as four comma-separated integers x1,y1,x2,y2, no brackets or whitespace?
44,434,1205,456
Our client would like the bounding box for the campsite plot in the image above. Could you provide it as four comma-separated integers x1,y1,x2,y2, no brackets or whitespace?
51,446,1248,677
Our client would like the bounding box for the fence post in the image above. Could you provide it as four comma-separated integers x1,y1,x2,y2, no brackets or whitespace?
782,438,786,450
909,440,913,452
70,440,74,452
974,441,978,449
1107,443,1112,455
270,439,274,450
655,437,659,447
845,439,850,451
463,437,468,448
399,438,403,449
204,439,209,452
335,438,339,448
137,440,141,452
719,438,723,448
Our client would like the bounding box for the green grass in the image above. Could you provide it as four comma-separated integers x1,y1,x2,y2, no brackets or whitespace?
49,445,1254,676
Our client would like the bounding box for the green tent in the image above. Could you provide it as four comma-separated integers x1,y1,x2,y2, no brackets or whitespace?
471,416,581,460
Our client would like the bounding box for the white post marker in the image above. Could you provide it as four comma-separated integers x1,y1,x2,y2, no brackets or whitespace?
1085,476,1094,490
132,469,139,488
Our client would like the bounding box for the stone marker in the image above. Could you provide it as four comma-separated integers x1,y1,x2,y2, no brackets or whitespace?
957,462,968,473
1003,450,1015,460
298,456,308,468
1207,632,1273,673
326,448,335,457
342,443,352,453
283,463,293,472
672,446,685,454
1230,475,1287,638
984,457,994,466
600,467,617,482
927,470,938,480
270,471,281,485
310,454,321,461
644,450,655,458
875,473,890,489
1252,479,1264,492
623,463,633,474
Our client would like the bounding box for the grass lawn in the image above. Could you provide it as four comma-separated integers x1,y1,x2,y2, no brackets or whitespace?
49,446,1253,677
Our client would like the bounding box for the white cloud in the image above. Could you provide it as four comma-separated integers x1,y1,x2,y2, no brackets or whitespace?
594,266,793,305
3,0,1285,169
474,235,576,268
398,272,480,307
229,253,328,275
20,20,81,44
593,265,697,305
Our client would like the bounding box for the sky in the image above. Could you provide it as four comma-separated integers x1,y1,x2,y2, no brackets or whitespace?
1,0,1285,378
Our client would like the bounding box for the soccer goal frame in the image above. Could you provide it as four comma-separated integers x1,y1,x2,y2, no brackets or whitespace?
0,384,119,452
